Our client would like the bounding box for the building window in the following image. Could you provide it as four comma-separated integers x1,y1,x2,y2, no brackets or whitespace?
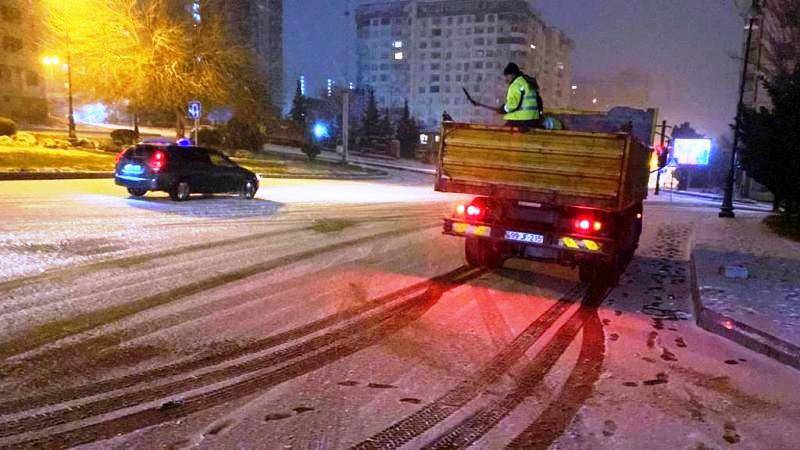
393,40,403,48
430,74,440,82
432,41,441,48
432,28,442,36
394,52,404,60
430,86,439,93
381,18,390,25
2,36,23,52
430,63,441,70
420,42,428,49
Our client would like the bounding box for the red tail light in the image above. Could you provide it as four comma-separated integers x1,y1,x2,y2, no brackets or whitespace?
454,199,489,220
115,149,126,165
573,216,603,233
467,205,482,217
149,150,166,173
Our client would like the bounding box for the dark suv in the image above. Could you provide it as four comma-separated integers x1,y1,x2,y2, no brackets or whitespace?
114,143,259,201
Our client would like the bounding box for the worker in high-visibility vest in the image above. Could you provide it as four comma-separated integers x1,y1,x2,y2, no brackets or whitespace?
499,63,544,129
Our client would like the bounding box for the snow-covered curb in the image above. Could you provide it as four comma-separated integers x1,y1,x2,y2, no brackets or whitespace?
690,252,800,370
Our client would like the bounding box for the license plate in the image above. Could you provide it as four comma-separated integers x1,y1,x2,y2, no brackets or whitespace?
123,163,144,174
505,231,545,244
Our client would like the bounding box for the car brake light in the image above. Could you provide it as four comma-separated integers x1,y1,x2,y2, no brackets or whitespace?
149,150,166,172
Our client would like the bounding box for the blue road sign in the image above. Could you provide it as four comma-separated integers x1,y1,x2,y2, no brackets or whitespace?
188,100,202,120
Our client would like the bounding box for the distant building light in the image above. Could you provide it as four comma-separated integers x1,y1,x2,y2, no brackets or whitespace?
530,44,537,49
419,133,429,145
327,78,334,97
592,98,598,104
434,135,440,143
348,82,355,90
393,40,404,48
300,75,306,95
571,84,578,90
394,52,404,60
557,62,565,71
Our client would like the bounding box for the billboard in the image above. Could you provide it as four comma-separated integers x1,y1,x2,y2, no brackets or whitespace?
672,138,711,166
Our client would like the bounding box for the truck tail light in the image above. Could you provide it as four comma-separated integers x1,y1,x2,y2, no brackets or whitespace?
467,205,482,217
149,150,166,173
573,215,603,233
455,198,489,220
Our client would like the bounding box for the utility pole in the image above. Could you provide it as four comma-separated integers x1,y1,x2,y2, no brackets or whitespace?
721,1,760,218
342,90,350,163
654,120,668,196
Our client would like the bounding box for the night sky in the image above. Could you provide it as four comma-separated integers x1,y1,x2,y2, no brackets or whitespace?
284,0,744,139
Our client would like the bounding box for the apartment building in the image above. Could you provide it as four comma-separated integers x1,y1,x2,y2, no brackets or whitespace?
0,0,48,123
356,0,573,130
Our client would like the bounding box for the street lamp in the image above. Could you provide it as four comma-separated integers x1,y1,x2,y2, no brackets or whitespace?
42,53,76,140
720,0,762,218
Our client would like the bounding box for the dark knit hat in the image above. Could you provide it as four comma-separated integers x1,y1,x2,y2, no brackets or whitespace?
503,62,521,76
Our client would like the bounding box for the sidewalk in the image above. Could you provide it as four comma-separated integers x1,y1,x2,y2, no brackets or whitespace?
263,144,436,175
691,213,800,369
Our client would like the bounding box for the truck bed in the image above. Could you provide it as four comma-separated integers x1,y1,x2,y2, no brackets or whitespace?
435,123,651,211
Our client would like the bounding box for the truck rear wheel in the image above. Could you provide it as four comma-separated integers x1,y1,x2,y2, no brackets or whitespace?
579,260,620,287
465,237,505,269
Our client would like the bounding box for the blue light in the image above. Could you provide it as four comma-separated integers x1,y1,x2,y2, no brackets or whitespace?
176,138,192,147
313,122,330,140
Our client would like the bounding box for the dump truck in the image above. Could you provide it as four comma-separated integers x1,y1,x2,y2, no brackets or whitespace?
435,107,656,285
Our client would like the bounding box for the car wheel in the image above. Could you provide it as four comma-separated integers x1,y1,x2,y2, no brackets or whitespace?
170,181,191,202
127,188,147,197
239,180,257,200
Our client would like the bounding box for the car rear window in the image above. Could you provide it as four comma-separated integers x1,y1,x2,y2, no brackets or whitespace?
130,145,158,159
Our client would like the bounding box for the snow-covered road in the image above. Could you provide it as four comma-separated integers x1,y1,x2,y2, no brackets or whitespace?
0,174,798,449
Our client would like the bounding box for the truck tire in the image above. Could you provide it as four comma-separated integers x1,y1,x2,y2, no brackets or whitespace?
579,260,621,287
465,237,505,269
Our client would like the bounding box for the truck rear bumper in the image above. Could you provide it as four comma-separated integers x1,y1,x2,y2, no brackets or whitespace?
443,218,615,265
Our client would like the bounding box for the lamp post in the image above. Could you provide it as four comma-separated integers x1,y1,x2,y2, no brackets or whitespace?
66,49,76,140
41,52,76,140
720,0,761,218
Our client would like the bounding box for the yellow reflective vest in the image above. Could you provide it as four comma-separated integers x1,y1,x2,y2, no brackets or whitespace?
503,76,540,121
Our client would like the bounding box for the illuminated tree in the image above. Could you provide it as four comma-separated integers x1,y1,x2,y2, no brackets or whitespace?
43,0,267,136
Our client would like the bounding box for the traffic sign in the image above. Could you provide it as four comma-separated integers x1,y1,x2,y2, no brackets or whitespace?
188,100,202,120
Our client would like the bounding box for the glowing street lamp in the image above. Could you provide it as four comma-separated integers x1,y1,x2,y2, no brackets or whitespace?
42,53,76,139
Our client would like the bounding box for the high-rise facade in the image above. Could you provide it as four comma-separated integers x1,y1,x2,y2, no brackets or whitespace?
356,0,573,129
742,0,798,111
206,0,284,109
0,0,48,122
